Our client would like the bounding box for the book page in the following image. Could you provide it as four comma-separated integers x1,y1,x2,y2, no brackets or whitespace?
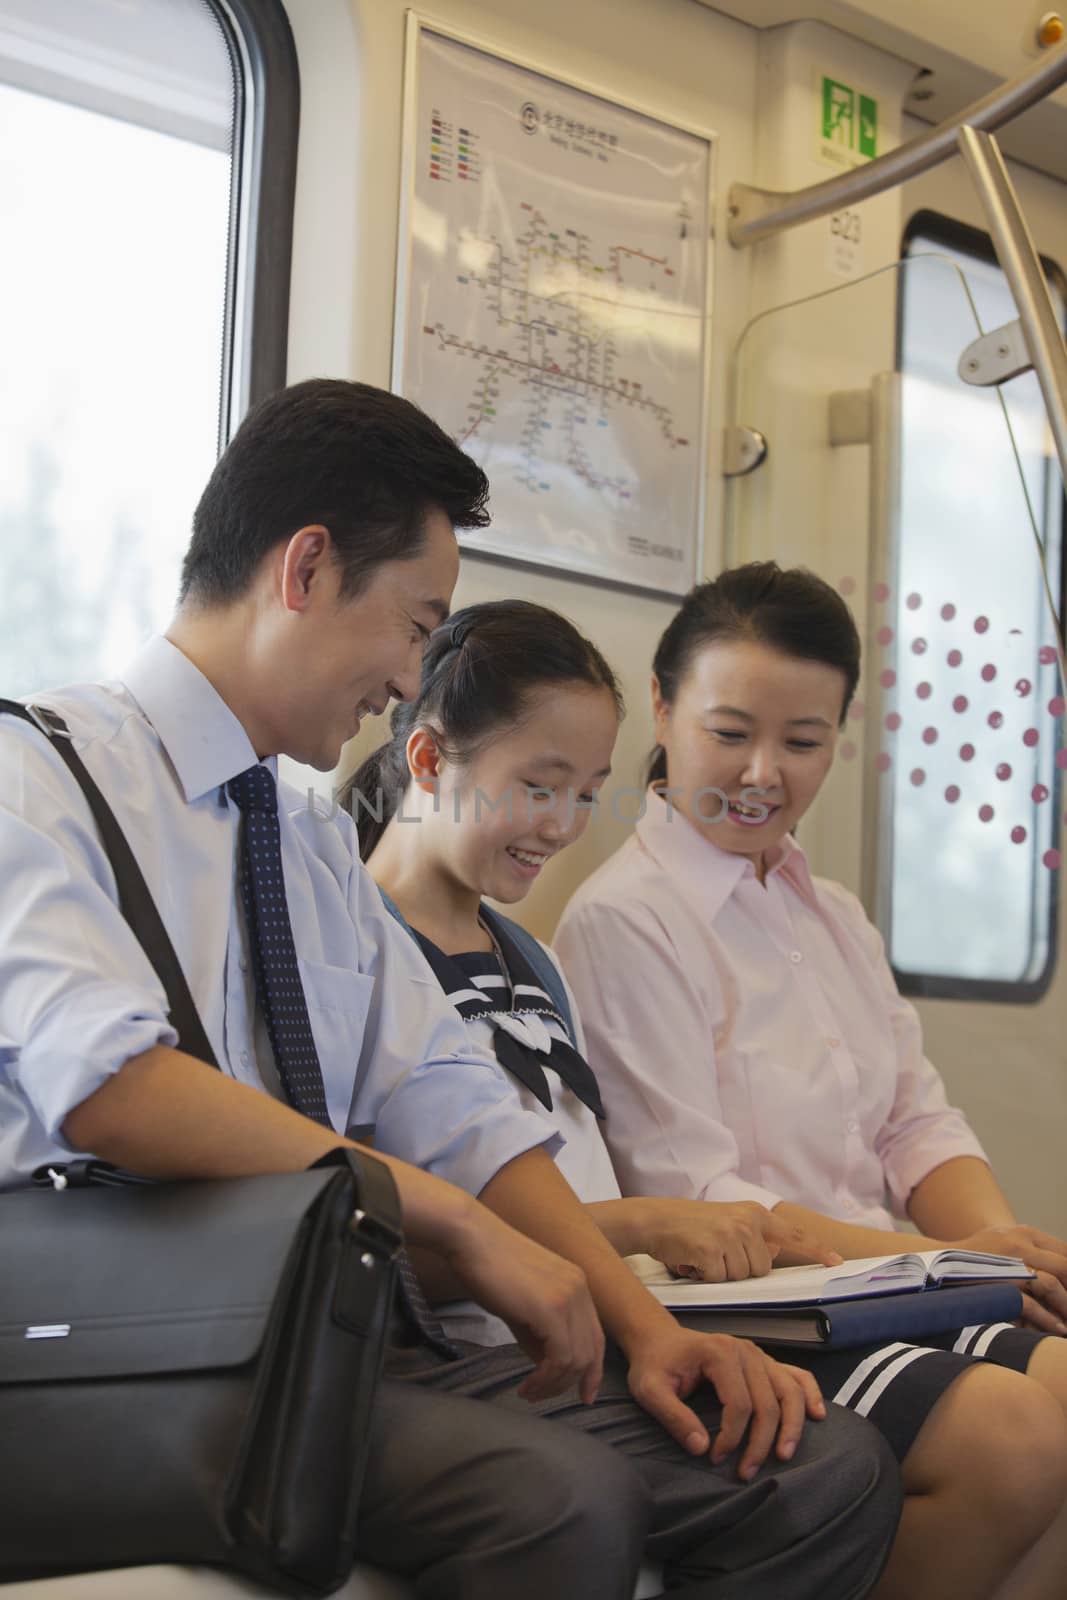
916,1248,1031,1283
625,1253,926,1306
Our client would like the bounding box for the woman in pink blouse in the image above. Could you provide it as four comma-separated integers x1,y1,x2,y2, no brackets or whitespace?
555,561,1067,1599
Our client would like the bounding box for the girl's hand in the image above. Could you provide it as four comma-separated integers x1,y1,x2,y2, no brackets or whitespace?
641,1197,842,1282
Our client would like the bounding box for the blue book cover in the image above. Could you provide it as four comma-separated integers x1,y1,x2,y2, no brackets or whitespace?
669,1282,1023,1348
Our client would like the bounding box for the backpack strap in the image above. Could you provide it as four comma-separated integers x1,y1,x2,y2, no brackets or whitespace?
0,699,218,1069
377,886,577,1046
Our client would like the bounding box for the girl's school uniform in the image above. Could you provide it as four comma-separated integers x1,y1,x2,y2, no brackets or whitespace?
377,892,905,1599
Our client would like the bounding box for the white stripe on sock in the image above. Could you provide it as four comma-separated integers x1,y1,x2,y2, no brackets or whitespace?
953,1325,984,1354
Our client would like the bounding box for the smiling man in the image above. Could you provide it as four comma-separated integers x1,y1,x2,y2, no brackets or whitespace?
0,380,900,1600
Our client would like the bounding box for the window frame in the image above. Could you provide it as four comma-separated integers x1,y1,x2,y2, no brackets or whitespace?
207,0,299,445
887,207,1066,1005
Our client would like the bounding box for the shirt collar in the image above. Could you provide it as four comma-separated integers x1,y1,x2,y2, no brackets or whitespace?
634,787,818,921
120,634,269,804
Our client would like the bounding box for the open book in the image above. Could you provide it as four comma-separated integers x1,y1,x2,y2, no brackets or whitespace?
628,1248,1031,1309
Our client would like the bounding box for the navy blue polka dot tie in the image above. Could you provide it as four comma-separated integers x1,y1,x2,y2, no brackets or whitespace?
228,763,333,1125
228,762,459,1359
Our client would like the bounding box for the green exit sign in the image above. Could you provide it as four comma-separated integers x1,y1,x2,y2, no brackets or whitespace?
819,75,877,167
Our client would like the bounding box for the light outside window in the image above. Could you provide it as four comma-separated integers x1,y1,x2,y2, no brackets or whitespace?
888,213,1064,999
0,0,233,696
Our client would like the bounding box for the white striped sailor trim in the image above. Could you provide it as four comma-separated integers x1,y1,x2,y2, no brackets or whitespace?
852,1346,937,1417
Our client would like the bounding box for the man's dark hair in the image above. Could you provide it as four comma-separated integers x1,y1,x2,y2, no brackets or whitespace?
179,378,490,606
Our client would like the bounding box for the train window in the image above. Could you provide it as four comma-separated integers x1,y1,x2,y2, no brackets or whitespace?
887,212,1065,1001
0,0,297,696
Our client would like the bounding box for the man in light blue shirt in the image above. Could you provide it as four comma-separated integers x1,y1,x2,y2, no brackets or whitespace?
0,379,899,1598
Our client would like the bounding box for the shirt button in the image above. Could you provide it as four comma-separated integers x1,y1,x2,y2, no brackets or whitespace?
789,950,803,964
240,1050,250,1066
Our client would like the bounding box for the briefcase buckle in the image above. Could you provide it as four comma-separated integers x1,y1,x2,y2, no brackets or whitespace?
349,1207,402,1264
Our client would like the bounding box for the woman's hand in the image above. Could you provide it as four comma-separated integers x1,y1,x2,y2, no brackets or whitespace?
625,1323,826,1478
639,1197,842,1282
955,1224,1067,1334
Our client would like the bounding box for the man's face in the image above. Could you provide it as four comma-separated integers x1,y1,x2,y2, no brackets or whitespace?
280,507,460,770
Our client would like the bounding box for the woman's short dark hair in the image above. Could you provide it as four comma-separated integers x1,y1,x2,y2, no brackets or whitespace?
340,599,623,859
179,378,490,606
647,561,861,783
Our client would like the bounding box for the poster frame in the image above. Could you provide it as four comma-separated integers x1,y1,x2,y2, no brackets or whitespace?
393,9,716,598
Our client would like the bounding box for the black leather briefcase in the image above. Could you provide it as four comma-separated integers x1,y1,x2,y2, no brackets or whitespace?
0,1151,400,1594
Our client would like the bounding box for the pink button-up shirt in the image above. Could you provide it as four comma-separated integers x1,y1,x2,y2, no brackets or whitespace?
554,790,987,1229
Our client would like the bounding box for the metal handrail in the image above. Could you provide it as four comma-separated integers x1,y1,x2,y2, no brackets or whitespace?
728,42,1067,248
958,125,1067,672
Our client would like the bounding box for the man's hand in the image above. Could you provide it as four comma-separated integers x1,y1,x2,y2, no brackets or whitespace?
625,1324,825,1478
641,1198,842,1281
957,1224,1067,1334
441,1203,606,1403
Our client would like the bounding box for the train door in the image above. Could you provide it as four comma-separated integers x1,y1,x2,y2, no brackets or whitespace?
726,94,1067,1233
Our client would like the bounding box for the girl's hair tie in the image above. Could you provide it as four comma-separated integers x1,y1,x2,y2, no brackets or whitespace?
449,617,474,650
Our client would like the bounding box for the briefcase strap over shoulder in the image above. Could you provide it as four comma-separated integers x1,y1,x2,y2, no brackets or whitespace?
0,698,218,1069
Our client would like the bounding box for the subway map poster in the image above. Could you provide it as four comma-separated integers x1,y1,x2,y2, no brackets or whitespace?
396,25,712,595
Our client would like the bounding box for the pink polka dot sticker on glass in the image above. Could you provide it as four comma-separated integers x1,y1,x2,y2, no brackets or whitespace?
885,712,901,732
874,582,890,603
975,616,990,635
941,603,956,621
876,626,893,647
906,593,922,611
1033,784,1050,804
880,669,896,690
1015,678,1032,698
988,711,1003,729
981,664,997,683
840,740,857,761
875,753,891,773
1039,645,1057,665
922,726,938,745
947,649,962,668
1011,826,1027,844
953,695,969,714
945,785,961,804
1043,849,1061,870
917,681,932,700
911,638,927,656
979,804,994,822
839,577,856,596
1049,695,1065,717
960,743,976,762
1023,728,1040,748
996,763,1012,782
910,768,926,787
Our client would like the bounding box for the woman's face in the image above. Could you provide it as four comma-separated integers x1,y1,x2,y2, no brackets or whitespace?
653,638,847,863
416,683,620,905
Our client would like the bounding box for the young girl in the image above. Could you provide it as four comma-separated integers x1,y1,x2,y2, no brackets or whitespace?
342,599,905,1600
554,562,1067,1600
347,594,1066,1600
